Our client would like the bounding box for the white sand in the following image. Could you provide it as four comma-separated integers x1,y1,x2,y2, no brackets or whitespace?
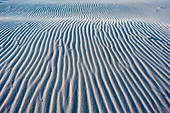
0,1,170,113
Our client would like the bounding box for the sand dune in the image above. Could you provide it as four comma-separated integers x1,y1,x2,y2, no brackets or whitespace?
0,2,170,113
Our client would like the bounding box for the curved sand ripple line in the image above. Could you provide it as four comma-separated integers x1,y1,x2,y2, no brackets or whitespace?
0,4,170,113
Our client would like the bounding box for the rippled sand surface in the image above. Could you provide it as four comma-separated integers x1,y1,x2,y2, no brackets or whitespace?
0,1,170,113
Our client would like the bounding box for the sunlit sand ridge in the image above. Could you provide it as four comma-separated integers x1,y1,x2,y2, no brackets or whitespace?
0,2,170,113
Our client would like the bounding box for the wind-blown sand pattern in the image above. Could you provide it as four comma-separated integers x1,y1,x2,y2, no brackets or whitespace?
0,2,170,113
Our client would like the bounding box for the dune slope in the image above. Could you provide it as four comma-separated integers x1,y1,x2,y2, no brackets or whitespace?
0,3,170,113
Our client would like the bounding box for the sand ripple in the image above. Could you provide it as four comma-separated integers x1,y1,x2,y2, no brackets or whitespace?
0,3,170,113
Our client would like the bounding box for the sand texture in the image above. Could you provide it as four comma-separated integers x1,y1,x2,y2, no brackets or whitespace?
0,1,170,113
